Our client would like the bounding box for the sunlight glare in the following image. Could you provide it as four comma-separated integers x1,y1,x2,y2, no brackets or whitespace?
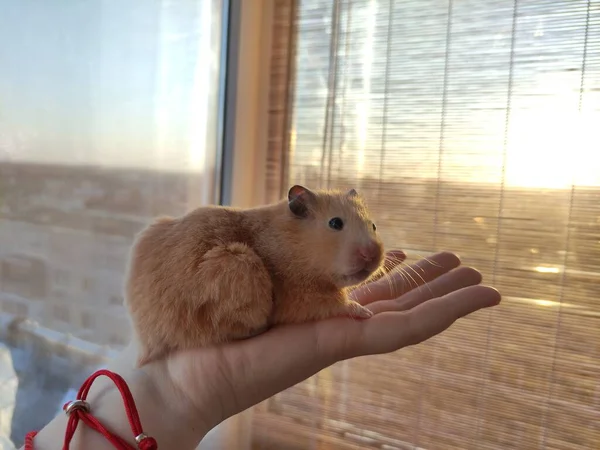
532,299,556,307
355,0,377,176
534,266,561,274
187,0,213,172
505,71,600,189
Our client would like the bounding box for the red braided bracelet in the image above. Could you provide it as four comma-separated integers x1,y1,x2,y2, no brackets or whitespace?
24,369,158,449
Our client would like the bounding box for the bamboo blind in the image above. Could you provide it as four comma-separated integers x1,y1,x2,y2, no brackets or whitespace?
258,0,600,449
264,0,298,205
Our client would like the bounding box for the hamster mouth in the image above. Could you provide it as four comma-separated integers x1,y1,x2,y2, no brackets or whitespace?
340,268,374,286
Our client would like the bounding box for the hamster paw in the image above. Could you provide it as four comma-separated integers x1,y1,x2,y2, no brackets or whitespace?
345,301,374,320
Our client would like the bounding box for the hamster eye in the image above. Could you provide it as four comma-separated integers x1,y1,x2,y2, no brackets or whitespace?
372,223,377,231
328,217,344,231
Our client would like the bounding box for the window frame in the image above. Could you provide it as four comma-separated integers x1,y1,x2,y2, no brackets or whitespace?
200,2,276,447
219,0,275,208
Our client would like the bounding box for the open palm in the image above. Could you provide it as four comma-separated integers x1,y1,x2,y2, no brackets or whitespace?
165,251,501,435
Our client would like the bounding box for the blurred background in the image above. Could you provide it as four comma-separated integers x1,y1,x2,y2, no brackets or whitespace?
0,0,598,449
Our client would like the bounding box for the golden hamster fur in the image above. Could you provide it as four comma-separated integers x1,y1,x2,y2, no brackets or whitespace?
125,185,385,366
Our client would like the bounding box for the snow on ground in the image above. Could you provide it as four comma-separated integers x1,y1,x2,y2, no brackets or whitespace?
0,315,110,448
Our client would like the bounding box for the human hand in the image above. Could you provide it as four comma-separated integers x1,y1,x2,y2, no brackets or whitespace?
161,251,501,444
29,251,501,450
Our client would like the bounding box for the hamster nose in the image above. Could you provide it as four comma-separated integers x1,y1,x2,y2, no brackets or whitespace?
358,242,379,262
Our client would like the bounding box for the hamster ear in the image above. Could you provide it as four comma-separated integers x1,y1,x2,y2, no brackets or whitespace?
347,188,358,197
288,185,316,218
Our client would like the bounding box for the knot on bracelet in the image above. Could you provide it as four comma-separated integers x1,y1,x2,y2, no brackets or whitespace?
63,400,91,415
136,433,158,450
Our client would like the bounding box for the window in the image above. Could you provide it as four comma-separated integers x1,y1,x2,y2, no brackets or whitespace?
2,1,598,448
0,1,227,447
259,0,600,449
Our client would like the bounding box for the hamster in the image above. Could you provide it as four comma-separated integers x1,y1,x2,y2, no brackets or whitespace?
125,185,385,366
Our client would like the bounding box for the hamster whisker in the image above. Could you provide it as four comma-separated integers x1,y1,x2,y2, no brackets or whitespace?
384,265,410,297
411,252,443,269
397,265,419,290
399,261,434,296
400,261,427,286
380,262,403,299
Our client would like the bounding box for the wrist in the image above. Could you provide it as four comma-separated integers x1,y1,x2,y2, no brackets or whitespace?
103,345,213,449
29,346,211,449
138,359,212,447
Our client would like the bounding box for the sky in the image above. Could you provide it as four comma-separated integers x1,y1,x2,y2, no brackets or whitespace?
0,0,222,172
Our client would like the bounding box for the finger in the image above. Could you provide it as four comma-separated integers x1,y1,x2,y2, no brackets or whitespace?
367,266,482,314
352,251,462,305
353,285,501,357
